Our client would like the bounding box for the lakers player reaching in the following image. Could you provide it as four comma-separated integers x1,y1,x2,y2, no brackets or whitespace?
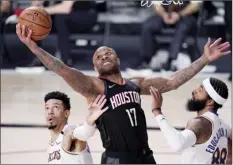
150,78,232,164
16,24,231,163
45,91,108,164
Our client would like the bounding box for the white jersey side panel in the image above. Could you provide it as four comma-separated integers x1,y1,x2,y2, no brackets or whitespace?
47,125,94,164
182,112,230,164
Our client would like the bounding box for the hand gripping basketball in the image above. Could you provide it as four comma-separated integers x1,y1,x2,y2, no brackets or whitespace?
17,6,52,41
16,23,38,51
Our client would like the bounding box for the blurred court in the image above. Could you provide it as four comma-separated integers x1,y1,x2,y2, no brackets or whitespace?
1,70,231,164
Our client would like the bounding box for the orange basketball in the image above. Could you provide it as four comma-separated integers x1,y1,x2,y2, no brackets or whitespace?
18,6,52,41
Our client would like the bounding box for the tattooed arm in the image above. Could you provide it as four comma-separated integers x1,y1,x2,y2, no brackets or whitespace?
132,55,209,94
32,48,103,97
185,117,212,144
132,38,230,94
154,115,212,152
16,23,104,98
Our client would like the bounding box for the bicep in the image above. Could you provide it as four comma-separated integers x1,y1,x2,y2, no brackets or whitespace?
133,77,174,95
186,117,212,144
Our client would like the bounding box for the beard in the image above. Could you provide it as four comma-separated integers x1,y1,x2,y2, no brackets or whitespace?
98,64,120,77
186,98,207,112
48,124,57,130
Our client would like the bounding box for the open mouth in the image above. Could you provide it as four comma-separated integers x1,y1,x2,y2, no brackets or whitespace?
48,117,54,123
103,62,111,66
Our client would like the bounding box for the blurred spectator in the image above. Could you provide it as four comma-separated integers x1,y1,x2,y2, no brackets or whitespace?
43,1,98,66
6,1,43,17
0,0,11,61
224,1,232,81
138,1,201,71
0,0,11,15
1,0,44,65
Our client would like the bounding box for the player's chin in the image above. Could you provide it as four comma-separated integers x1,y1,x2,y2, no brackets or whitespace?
99,66,119,76
47,123,57,130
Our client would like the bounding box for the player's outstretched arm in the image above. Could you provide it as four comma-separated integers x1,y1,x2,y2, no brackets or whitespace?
16,23,103,98
69,95,108,141
61,95,108,147
150,87,210,152
134,38,231,94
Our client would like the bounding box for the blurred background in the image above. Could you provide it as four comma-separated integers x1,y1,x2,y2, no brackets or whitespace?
1,0,232,164
0,0,232,77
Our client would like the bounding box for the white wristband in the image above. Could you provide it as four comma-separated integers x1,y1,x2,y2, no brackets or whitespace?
72,121,96,141
155,114,166,123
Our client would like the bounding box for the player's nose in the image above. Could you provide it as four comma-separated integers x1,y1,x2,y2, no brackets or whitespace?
47,108,54,114
101,55,108,61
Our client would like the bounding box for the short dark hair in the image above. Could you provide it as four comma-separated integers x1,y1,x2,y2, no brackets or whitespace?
207,77,228,111
44,91,71,110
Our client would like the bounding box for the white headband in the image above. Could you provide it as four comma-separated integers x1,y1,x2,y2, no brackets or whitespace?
202,78,227,105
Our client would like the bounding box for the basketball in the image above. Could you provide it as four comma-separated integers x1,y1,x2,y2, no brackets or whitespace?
18,6,52,41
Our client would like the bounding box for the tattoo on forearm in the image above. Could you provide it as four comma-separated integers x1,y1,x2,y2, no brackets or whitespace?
35,48,66,74
141,77,173,94
34,48,99,98
171,56,208,89
139,55,209,94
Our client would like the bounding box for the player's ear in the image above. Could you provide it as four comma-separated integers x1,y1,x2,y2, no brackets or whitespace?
206,99,214,107
64,110,70,119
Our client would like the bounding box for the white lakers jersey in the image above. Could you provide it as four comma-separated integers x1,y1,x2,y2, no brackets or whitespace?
47,125,94,164
182,112,230,164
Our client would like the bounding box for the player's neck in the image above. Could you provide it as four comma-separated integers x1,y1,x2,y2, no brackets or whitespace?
102,73,124,85
50,123,67,142
197,107,212,116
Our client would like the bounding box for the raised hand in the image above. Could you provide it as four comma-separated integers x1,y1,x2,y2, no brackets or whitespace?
150,86,163,110
204,38,231,62
16,23,38,50
86,95,109,125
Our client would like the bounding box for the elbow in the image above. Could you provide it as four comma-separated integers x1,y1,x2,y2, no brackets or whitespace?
171,143,184,153
72,124,96,141
167,136,185,152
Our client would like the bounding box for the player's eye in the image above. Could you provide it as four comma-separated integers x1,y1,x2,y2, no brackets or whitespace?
55,106,59,109
45,107,49,111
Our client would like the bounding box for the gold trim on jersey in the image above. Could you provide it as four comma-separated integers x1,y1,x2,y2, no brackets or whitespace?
61,146,80,155
61,144,90,155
